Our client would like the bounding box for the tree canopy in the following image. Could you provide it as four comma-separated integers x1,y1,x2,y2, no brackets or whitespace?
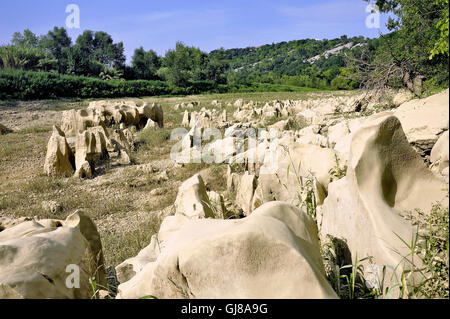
1,0,448,93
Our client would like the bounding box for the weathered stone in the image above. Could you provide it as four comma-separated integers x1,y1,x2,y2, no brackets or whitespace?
256,142,342,206
393,89,449,155
319,116,448,294
430,130,449,174
392,89,415,107
44,126,75,177
116,235,161,284
174,174,214,219
86,126,109,158
235,173,257,216
0,211,106,299
41,201,63,214
207,191,226,219
116,202,337,299
74,131,96,178
182,110,190,127
61,109,103,137
138,103,164,128
327,121,350,148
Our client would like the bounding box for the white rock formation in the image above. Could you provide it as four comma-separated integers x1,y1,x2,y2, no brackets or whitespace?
174,174,214,219
44,126,75,177
0,211,106,299
319,116,448,292
116,202,337,299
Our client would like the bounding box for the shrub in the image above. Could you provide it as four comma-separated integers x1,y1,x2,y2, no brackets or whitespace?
0,70,172,100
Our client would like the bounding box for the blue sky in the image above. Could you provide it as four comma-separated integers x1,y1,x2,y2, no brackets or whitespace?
0,0,391,62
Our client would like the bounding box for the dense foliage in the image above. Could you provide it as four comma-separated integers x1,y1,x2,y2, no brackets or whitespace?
0,0,448,99
212,35,365,90
346,0,449,92
0,69,321,100
0,70,170,100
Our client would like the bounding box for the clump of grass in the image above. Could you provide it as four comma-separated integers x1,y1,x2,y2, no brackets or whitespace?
329,154,347,182
0,129,48,162
281,145,317,220
17,125,53,135
321,235,379,299
390,202,449,299
102,214,162,268
59,191,134,220
143,187,177,212
204,164,228,193
134,128,175,163
22,175,65,193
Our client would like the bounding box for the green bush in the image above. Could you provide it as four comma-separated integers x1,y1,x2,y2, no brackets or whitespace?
0,70,324,100
0,70,172,100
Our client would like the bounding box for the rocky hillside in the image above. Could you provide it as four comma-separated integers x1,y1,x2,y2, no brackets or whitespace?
0,88,448,299
211,36,367,75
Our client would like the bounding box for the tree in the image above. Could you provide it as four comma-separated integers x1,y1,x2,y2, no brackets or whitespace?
11,29,40,48
0,45,56,71
92,31,125,69
4,29,57,72
430,0,449,59
131,47,161,80
99,66,124,81
67,30,126,77
161,42,208,87
40,27,72,73
204,48,230,84
354,0,450,92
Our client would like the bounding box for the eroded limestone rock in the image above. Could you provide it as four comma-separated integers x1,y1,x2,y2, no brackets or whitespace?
319,116,448,292
116,202,337,299
44,126,75,177
0,211,106,299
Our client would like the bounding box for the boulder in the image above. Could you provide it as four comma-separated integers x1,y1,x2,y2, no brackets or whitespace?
207,191,226,219
116,202,337,299
75,161,93,179
0,211,106,299
392,89,449,155
116,235,161,284
86,126,109,158
430,130,449,174
297,134,329,148
256,142,342,206
61,109,103,137
234,98,245,107
138,103,164,128
74,131,96,178
327,121,350,148
235,173,257,216
226,166,241,195
174,174,214,219
88,101,141,127
110,129,133,151
41,200,63,214
392,89,415,107
319,116,448,292
269,118,296,131
144,119,159,130
118,149,131,165
44,126,75,177
182,110,190,127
